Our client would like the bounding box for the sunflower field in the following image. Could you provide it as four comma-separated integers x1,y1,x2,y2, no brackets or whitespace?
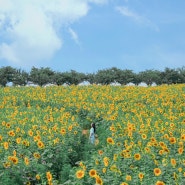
0,84,185,185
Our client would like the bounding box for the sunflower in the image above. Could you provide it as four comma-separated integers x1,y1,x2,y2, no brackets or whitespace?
0,135,3,141
138,173,144,180
171,158,176,167
155,181,165,185
154,168,162,176
142,134,147,140
28,130,33,137
37,140,45,149
159,150,164,155
3,162,11,168
145,147,151,153
159,142,165,147
103,157,109,167
6,123,11,128
110,164,119,172
98,150,103,155
16,137,21,144
95,175,103,185
120,182,128,185
53,138,59,145
24,157,30,166
16,127,21,132
89,169,97,178
162,159,167,166
107,137,115,145
4,142,9,150
36,135,41,141
33,152,41,159
68,125,73,131
1,121,6,126
78,161,83,168
22,140,30,147
178,168,182,173
8,130,15,137
113,154,118,161
117,142,121,146
134,153,141,160
125,175,132,181
178,147,183,155
181,134,185,141
13,150,16,156
24,157,29,166
169,137,176,144
102,168,106,173
95,159,99,165
163,147,169,153
127,123,134,131
128,131,133,137
36,174,41,180
76,170,85,179
9,156,19,165
151,137,156,143
46,171,52,182
110,125,116,131
60,128,66,135
179,141,183,147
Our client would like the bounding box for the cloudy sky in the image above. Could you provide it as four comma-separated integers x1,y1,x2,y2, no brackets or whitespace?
0,0,185,73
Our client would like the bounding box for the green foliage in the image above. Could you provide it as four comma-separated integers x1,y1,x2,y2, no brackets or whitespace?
0,66,16,86
12,69,29,86
29,67,55,86
0,66,185,86
139,69,161,85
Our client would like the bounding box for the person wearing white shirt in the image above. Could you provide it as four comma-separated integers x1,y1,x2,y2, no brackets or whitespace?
89,123,95,144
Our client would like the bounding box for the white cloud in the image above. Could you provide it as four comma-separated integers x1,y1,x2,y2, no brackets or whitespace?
116,6,159,31
116,6,141,21
68,27,81,47
0,43,19,63
88,0,108,4
0,0,107,67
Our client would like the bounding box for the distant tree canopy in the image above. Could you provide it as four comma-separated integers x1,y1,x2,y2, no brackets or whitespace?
0,66,184,86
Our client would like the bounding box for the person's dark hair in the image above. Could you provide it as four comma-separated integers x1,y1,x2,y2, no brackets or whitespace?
92,123,96,133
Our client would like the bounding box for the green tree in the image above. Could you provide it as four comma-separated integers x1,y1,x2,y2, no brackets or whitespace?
95,67,120,85
86,73,95,84
132,73,142,85
0,66,16,86
177,66,185,83
53,72,66,86
139,70,161,86
161,68,183,84
29,67,55,86
12,69,29,86
116,69,135,85
61,70,86,85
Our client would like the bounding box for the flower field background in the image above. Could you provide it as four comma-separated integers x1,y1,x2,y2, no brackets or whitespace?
0,84,185,185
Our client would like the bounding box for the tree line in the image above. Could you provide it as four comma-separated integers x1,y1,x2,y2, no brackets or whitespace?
0,66,184,87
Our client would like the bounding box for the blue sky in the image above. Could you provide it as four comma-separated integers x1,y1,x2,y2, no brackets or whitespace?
0,0,185,73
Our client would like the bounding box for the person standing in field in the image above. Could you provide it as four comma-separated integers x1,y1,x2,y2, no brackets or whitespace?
89,123,96,144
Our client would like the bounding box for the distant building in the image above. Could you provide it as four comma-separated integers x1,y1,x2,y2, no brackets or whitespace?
138,82,148,87
78,81,90,86
126,82,135,86
26,81,38,87
110,81,121,86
